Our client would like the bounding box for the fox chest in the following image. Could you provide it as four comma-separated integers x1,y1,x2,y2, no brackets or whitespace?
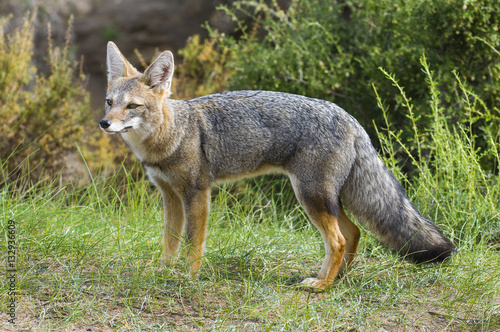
145,165,171,186
144,162,211,192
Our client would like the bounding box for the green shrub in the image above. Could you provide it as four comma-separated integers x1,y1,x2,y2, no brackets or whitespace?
374,55,500,248
214,0,499,158
0,12,119,186
175,34,232,98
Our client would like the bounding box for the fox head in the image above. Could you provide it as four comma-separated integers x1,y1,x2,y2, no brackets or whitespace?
100,42,174,135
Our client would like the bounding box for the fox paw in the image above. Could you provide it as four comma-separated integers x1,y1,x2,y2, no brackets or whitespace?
299,278,332,292
159,255,177,269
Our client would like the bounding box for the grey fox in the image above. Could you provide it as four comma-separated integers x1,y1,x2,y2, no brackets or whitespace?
100,42,455,290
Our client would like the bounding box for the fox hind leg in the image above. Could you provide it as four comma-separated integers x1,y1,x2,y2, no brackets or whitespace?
337,207,360,276
291,179,346,290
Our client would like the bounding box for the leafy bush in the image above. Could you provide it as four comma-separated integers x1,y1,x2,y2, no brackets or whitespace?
374,55,500,248
214,0,499,155
174,34,232,98
0,12,119,186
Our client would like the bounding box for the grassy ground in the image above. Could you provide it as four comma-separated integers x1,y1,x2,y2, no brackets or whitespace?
1,172,499,331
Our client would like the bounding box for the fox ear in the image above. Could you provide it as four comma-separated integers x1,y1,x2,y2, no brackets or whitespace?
142,51,175,95
106,41,138,81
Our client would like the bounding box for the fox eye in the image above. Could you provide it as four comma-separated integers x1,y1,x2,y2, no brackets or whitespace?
106,99,113,107
127,103,141,109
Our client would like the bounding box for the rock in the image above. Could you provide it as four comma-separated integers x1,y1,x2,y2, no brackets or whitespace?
1,0,238,75
74,0,237,74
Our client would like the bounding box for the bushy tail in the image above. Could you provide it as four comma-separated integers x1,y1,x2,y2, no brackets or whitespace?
340,134,456,263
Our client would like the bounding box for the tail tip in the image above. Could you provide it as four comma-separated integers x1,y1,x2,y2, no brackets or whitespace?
405,239,456,264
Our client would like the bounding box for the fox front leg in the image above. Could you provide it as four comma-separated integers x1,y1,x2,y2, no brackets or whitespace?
158,183,185,268
183,188,211,277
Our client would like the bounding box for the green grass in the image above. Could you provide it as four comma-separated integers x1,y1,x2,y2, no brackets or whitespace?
1,59,500,331
0,175,499,331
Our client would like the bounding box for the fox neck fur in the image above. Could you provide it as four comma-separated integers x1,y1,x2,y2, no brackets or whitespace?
121,98,187,164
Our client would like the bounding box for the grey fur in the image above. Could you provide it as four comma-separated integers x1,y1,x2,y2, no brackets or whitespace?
144,90,455,262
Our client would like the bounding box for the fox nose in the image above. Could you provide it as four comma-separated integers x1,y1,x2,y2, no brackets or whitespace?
100,119,111,129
